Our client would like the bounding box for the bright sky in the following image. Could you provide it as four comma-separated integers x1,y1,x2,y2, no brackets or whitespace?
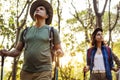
61,0,120,19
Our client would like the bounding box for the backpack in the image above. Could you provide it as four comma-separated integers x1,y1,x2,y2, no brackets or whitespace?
49,27,55,62
21,27,55,62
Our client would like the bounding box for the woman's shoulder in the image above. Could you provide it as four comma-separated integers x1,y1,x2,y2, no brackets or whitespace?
102,45,111,49
87,47,94,53
88,47,94,50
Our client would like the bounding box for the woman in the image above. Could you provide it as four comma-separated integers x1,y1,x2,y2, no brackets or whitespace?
83,28,118,80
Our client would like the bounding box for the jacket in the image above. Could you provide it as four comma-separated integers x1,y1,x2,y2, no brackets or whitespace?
87,46,114,80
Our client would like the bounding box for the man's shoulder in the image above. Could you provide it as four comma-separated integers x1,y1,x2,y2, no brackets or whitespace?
46,25,54,28
46,25,58,32
45,25,51,28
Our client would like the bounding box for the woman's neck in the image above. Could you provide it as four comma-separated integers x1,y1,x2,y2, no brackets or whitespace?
96,42,102,48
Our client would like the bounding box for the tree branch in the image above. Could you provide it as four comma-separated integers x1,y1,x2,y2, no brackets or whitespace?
101,0,108,15
71,2,85,27
111,6,120,31
93,0,99,15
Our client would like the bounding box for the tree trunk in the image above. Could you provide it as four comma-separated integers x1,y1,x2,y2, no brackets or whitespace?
11,0,32,80
93,0,108,29
96,14,102,28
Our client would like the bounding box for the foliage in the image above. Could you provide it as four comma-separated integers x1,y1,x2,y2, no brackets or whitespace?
59,59,86,80
0,0,30,79
103,12,120,34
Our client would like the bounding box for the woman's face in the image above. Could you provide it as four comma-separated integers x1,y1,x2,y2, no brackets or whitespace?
95,31,104,42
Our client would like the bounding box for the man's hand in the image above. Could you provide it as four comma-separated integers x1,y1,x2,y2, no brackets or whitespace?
56,49,64,57
0,49,9,56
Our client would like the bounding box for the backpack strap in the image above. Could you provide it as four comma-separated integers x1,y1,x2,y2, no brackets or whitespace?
106,46,111,61
49,27,55,62
87,47,93,66
87,48,92,58
49,27,54,49
21,27,29,46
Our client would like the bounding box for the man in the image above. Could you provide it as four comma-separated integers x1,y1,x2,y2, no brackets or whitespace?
0,0,64,80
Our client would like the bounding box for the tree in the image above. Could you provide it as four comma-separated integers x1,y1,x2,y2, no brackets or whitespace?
70,0,95,45
108,1,120,46
93,0,108,28
11,0,33,80
0,0,33,79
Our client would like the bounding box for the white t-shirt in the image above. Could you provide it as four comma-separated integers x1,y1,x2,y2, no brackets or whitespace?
93,53,105,71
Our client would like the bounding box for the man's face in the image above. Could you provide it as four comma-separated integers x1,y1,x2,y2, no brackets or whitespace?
33,6,48,20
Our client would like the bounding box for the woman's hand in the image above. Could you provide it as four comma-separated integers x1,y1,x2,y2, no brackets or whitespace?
83,66,90,73
112,67,119,72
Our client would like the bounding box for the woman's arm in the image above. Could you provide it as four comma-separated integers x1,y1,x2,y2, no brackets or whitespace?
112,67,119,72
112,53,120,67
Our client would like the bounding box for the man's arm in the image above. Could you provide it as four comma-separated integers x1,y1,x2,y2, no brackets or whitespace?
1,42,24,57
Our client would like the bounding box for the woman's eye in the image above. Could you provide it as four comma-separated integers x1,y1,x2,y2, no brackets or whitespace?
97,34,103,36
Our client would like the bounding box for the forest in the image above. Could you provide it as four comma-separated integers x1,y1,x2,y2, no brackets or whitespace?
0,0,120,80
